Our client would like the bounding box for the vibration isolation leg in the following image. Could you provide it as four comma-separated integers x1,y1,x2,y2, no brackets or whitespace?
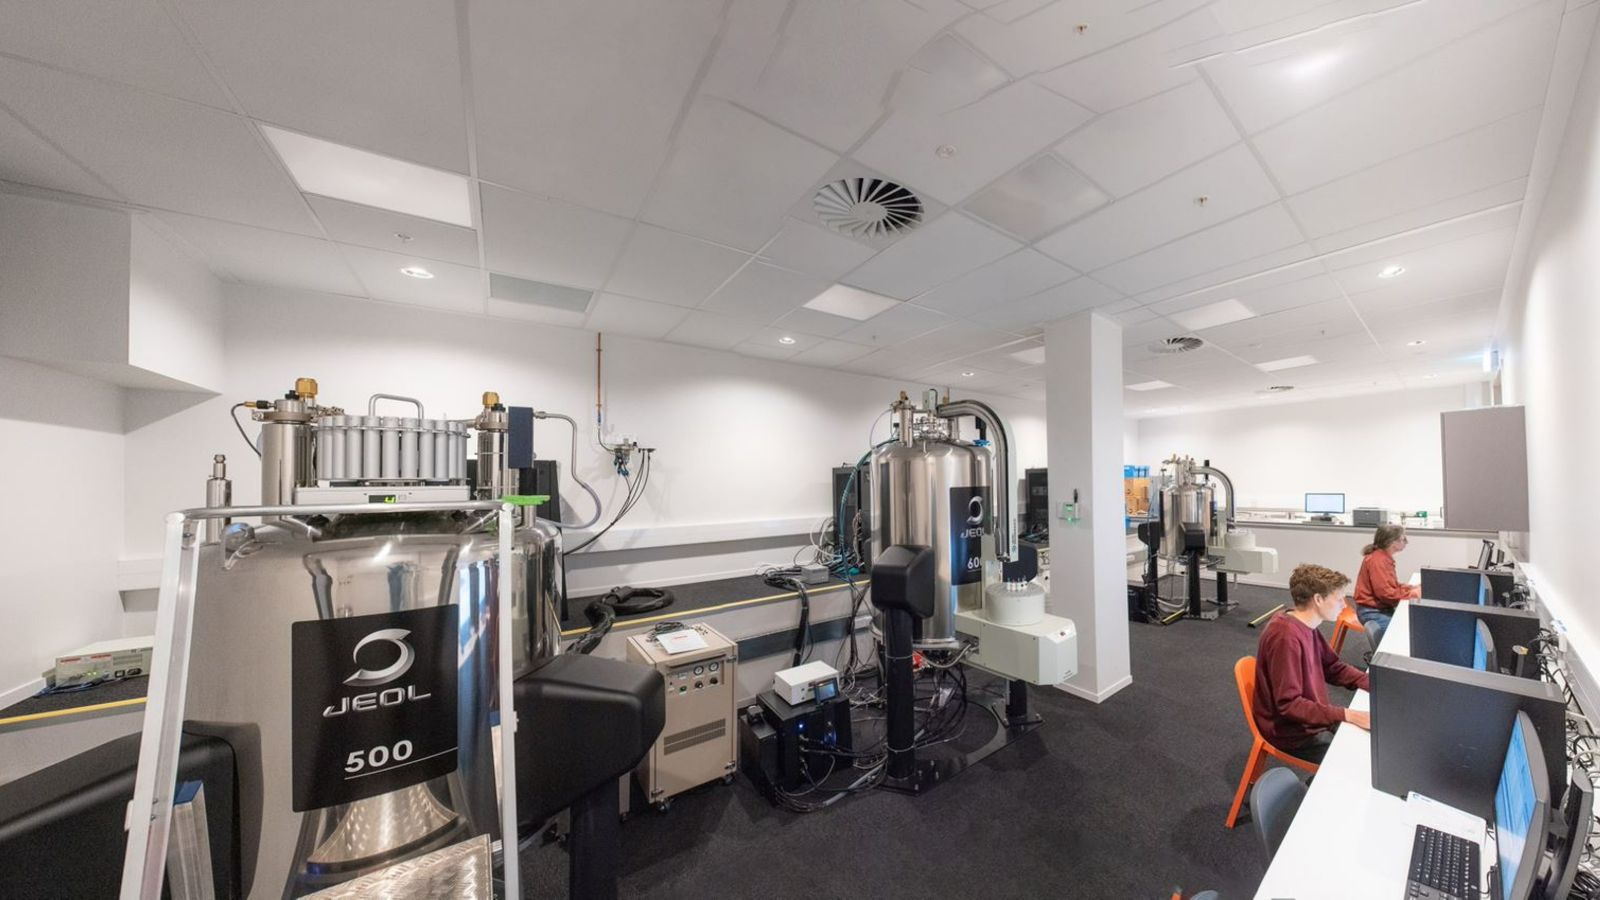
879,607,940,794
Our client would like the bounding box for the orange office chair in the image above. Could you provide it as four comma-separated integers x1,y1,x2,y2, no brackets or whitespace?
1330,604,1365,655
1227,656,1319,828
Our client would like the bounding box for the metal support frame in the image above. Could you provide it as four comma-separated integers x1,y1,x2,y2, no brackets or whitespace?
121,499,522,900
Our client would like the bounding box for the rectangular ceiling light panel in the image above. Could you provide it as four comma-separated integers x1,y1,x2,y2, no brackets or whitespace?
804,284,901,320
489,272,592,313
1256,355,1318,372
263,124,473,227
1127,380,1174,391
1170,298,1256,331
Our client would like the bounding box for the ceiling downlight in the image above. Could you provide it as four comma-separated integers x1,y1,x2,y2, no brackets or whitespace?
812,177,924,239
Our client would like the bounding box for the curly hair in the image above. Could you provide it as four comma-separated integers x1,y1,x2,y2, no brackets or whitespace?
1289,563,1351,607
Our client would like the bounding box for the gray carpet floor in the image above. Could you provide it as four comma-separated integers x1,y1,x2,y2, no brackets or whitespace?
521,578,1367,899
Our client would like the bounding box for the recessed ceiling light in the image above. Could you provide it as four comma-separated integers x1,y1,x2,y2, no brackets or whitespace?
1256,355,1318,372
778,335,797,345
1127,380,1174,392
1170,298,1256,331
961,370,976,377
1407,339,1426,347
400,266,434,279
1378,265,1406,279
261,124,474,227
804,284,901,321
935,144,958,159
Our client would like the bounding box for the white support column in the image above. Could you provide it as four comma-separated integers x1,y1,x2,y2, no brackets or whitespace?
1045,311,1132,703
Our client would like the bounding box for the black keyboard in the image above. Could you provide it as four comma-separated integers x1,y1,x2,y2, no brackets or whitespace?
1405,824,1480,900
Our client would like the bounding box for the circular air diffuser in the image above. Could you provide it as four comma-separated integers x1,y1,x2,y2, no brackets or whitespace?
813,177,924,239
1147,336,1205,355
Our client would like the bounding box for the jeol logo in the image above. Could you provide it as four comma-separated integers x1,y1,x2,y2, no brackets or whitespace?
343,628,415,687
967,495,985,526
324,627,433,718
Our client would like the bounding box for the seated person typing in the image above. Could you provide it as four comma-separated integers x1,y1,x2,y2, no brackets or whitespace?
1352,524,1421,650
1254,564,1371,765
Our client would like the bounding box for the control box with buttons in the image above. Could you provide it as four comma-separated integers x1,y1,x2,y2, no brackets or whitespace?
625,624,739,810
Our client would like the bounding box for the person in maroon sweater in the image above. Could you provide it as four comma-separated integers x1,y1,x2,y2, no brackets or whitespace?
1253,564,1372,765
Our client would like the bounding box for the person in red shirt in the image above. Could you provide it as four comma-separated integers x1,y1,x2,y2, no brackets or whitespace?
1254,564,1371,764
1353,524,1422,650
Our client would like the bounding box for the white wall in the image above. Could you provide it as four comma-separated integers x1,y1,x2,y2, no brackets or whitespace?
0,356,125,699
123,285,1047,593
1498,7,1600,670
1127,385,1483,515
127,216,224,391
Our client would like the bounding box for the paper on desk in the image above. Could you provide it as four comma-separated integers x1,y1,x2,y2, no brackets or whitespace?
1406,792,1486,845
657,628,708,654
1409,572,1422,586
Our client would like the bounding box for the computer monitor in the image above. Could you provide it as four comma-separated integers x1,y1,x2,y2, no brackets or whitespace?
1422,567,1490,606
1473,619,1497,673
1478,539,1497,571
1305,492,1346,514
1496,710,1551,900
1542,775,1593,900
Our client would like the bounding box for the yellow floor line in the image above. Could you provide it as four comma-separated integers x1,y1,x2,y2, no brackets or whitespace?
0,696,147,728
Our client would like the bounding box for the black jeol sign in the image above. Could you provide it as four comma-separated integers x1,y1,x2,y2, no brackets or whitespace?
949,485,989,586
290,605,458,812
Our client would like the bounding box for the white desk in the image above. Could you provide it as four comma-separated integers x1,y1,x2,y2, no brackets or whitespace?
1255,603,1493,899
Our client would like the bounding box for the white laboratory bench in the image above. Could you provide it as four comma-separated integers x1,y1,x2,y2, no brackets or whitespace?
1254,602,1493,898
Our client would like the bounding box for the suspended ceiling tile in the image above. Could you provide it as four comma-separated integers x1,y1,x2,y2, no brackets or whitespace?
1036,144,1279,272
1287,109,1540,239
306,196,479,267
1091,204,1307,296
1250,2,1560,194
912,249,1076,317
855,81,1094,206
1033,7,1221,112
955,0,1216,78
175,0,470,172
963,153,1110,241
0,0,229,107
605,223,750,308
775,306,863,339
340,244,486,314
470,0,723,218
757,218,877,279
702,261,831,322
1200,0,1547,134
480,184,631,290
584,292,694,340
1055,80,1240,198
791,338,879,367
836,302,951,348
0,56,318,234
641,98,838,252
844,212,1019,300
0,106,110,198
984,277,1122,333
663,308,767,351
157,212,365,297
702,0,965,152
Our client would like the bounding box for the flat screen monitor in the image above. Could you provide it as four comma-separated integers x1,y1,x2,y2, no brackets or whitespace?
1305,492,1346,514
1545,775,1594,900
1495,710,1550,900
1473,619,1497,673
1422,568,1489,606
1478,539,1496,570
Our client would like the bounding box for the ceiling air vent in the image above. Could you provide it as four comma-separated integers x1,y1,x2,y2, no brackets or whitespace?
1260,385,1296,394
1147,336,1205,355
812,177,924,239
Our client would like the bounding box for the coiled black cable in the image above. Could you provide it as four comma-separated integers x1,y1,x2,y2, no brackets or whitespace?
568,585,675,654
